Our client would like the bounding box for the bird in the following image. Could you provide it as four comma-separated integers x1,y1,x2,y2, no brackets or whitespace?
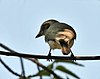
35,19,76,61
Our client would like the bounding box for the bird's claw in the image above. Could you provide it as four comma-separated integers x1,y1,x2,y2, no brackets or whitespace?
70,51,76,62
47,52,52,61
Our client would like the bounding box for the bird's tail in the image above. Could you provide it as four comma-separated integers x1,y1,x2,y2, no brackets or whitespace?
59,39,70,55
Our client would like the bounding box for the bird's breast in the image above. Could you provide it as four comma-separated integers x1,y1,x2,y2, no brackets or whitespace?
48,40,61,49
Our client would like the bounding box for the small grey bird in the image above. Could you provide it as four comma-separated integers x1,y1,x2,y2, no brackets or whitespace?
35,19,76,60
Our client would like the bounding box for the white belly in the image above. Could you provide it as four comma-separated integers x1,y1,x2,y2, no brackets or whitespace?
48,40,61,49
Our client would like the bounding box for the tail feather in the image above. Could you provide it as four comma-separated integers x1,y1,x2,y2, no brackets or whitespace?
59,39,70,55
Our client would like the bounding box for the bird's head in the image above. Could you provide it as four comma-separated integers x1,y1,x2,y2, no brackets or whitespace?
35,19,59,38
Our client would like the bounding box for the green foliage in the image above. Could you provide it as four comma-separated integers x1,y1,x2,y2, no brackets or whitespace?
19,76,30,79
31,60,83,79
32,69,51,77
56,65,80,79
47,63,54,69
28,63,54,78
54,60,84,67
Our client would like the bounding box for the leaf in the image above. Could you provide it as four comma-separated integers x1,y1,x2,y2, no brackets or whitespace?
31,70,50,77
28,63,54,78
54,59,84,67
19,76,30,79
47,63,54,69
56,65,80,79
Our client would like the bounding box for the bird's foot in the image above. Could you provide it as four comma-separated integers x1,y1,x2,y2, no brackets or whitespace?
70,51,76,62
47,52,52,61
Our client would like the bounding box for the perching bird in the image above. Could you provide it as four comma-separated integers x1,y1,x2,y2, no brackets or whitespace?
35,19,76,60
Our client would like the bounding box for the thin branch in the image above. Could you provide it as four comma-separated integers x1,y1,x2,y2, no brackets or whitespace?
0,43,16,53
36,59,42,79
0,43,26,78
0,51,100,60
0,43,62,79
27,58,63,79
0,57,21,77
0,44,100,79
20,58,26,78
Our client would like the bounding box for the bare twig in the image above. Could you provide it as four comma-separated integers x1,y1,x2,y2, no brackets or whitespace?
0,43,62,79
1,43,100,79
27,58,62,79
0,43,15,52
0,51,100,60
0,57,21,77
0,43,26,78
36,59,42,79
20,58,26,78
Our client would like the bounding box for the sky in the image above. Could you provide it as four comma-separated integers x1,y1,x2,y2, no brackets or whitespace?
0,0,100,79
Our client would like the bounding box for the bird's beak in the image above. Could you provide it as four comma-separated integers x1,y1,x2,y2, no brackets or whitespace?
35,33,42,38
